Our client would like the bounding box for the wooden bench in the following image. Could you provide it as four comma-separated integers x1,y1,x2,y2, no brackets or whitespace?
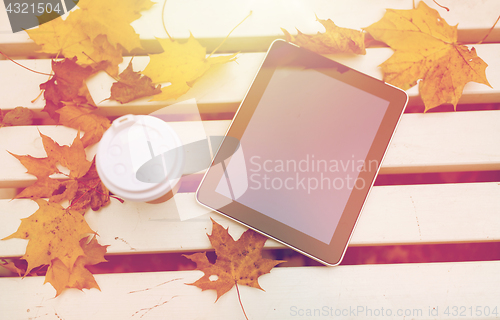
1,0,500,318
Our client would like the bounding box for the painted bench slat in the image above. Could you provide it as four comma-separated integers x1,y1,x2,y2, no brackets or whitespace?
0,260,499,319
1,0,499,57
1,110,500,189
2,44,499,117
1,182,499,258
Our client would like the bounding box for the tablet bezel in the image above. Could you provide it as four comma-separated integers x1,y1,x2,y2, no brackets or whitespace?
196,40,408,266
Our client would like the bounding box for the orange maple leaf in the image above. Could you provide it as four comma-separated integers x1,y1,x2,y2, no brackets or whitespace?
109,60,162,103
282,17,366,54
184,219,285,301
40,131,91,179
40,57,94,120
11,132,90,200
56,102,111,148
10,131,110,212
364,1,492,112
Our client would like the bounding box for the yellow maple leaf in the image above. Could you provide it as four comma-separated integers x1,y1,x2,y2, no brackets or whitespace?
26,0,153,74
282,18,366,54
26,15,122,76
141,34,238,101
2,200,94,274
75,0,154,52
364,1,491,112
26,14,90,61
45,236,107,296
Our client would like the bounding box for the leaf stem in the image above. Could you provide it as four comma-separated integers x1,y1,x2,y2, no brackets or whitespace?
0,51,53,76
32,52,59,103
162,0,173,41
235,281,249,320
478,14,500,44
432,0,449,12
207,11,252,59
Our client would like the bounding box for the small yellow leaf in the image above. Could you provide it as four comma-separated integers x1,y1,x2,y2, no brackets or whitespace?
282,18,366,55
141,34,237,101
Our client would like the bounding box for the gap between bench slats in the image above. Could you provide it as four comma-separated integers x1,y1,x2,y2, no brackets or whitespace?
0,260,499,319
1,182,499,258
1,0,499,57
1,44,499,117
1,110,499,189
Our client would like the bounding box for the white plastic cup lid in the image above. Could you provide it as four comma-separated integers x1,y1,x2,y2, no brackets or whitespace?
96,114,184,202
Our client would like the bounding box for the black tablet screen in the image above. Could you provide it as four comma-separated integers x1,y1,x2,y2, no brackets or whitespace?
214,66,389,243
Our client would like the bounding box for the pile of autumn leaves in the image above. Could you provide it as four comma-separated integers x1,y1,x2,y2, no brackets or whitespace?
2,0,493,299
1,0,261,298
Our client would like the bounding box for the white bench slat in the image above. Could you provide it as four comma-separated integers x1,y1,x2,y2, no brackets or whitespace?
2,43,499,117
1,0,499,57
1,110,499,189
1,182,499,258
1,260,499,319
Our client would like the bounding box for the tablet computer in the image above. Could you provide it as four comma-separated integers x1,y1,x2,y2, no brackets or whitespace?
196,40,408,266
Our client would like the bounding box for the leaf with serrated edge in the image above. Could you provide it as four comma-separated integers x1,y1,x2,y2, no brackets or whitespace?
282,18,366,54
364,2,491,111
184,218,285,301
2,200,94,274
142,34,237,101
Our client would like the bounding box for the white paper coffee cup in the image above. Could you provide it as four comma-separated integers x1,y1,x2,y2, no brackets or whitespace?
96,114,184,203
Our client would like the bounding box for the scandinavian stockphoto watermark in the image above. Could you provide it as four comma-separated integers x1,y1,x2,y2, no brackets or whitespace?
249,155,378,194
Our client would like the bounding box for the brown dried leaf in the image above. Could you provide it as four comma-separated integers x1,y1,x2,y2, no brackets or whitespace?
184,219,285,301
110,60,162,103
70,158,110,213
